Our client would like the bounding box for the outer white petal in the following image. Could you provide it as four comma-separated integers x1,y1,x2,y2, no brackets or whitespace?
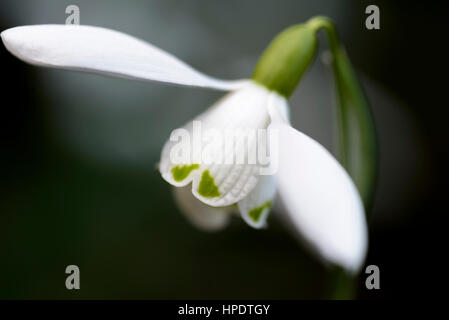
274,122,368,273
1,25,248,90
267,91,290,124
238,174,276,229
160,82,271,207
173,186,233,232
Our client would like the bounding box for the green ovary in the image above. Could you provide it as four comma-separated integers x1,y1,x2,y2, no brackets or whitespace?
198,170,220,198
248,201,272,222
171,164,199,182
252,24,317,98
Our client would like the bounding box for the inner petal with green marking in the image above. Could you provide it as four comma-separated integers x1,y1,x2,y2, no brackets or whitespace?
248,201,272,222
198,170,220,198
171,164,199,182
159,83,270,207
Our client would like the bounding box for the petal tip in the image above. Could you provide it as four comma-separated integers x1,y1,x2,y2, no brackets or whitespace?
276,122,369,273
1,26,38,64
1,28,13,49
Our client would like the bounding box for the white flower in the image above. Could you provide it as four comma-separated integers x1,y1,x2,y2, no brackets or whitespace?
1,24,367,273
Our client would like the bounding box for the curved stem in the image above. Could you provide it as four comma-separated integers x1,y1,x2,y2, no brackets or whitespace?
307,16,378,212
307,16,341,52
307,16,378,300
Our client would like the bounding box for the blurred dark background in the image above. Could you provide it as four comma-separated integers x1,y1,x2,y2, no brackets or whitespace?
0,0,445,299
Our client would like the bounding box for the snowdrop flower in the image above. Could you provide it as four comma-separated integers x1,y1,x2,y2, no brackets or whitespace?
1,18,370,273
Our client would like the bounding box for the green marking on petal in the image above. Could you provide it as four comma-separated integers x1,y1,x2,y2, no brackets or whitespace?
198,170,220,198
248,201,272,222
171,164,199,182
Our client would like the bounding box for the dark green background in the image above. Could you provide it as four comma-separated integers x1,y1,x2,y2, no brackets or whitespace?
0,0,444,299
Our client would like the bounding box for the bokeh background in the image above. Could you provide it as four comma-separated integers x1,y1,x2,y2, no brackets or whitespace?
0,0,444,299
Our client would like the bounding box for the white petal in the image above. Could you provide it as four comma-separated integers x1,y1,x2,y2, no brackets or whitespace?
267,91,290,124
173,186,233,232
275,122,368,273
160,82,272,207
1,25,248,90
238,174,276,229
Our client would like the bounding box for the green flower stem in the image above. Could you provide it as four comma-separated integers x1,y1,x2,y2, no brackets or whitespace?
253,17,378,299
307,16,378,300
327,267,356,300
307,16,378,211
253,16,378,210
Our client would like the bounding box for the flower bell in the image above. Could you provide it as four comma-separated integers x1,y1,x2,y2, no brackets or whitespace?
1,17,375,273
